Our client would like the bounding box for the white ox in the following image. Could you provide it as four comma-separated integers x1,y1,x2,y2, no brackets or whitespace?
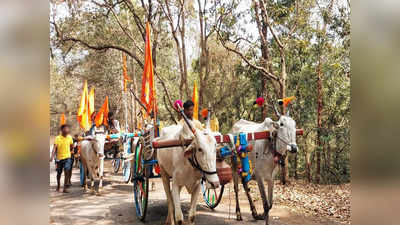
156,123,220,225
231,114,298,224
80,132,107,193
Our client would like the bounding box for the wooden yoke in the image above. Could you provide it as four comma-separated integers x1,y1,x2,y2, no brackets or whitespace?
214,129,303,143
152,129,303,149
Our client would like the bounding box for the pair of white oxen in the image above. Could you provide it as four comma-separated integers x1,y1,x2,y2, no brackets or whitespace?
80,113,298,225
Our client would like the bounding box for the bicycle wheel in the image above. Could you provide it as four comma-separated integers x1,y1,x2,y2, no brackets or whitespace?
201,179,224,209
133,137,149,221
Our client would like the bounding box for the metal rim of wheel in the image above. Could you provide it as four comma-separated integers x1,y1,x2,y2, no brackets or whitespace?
122,138,135,184
200,179,225,209
122,160,131,183
112,157,121,174
133,137,149,221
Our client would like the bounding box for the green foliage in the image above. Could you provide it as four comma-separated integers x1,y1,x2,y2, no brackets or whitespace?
50,0,350,184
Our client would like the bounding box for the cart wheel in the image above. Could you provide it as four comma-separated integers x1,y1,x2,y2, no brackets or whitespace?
122,160,131,183
133,137,149,221
201,179,224,209
112,157,121,174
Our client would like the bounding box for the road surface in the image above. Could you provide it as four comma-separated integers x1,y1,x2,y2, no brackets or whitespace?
49,160,341,225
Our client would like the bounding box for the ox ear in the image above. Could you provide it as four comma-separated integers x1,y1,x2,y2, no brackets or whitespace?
184,141,196,158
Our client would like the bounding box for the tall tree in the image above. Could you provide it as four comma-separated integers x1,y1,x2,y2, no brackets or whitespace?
216,0,314,183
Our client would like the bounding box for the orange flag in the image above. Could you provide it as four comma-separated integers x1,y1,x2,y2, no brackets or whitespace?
95,96,109,127
77,80,91,131
60,113,66,126
88,87,95,116
140,22,155,115
192,81,199,120
122,54,132,92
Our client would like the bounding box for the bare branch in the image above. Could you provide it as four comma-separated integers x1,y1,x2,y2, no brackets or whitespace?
163,95,177,124
122,0,146,41
129,88,148,112
216,30,279,82
62,36,145,68
95,0,144,54
258,0,285,50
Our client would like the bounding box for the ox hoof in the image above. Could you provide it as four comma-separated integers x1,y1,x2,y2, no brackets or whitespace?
177,220,183,225
253,213,266,220
236,214,243,221
189,216,195,224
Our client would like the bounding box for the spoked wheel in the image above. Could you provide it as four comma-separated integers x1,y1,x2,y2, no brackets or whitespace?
122,160,131,183
122,137,135,183
112,156,121,174
201,178,225,209
133,137,149,221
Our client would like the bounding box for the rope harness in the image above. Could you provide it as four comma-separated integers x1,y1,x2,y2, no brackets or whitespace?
268,131,293,167
187,148,217,175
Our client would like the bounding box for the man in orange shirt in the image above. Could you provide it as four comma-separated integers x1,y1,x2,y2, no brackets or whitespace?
50,124,74,193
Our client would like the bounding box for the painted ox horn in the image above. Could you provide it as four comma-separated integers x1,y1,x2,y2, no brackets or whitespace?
273,103,281,118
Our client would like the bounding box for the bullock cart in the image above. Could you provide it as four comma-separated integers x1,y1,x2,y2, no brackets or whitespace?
79,132,142,185
200,128,304,209
107,132,142,183
131,125,303,220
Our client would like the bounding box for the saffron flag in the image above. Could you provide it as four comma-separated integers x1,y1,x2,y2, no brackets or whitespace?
88,87,95,117
60,113,66,126
192,81,199,120
77,80,91,131
95,96,109,127
140,22,155,114
122,54,132,92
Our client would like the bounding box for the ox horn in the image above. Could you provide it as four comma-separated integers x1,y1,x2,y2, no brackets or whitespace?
286,105,290,117
273,104,281,118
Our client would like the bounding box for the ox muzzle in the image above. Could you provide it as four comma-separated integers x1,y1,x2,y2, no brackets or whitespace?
287,144,298,153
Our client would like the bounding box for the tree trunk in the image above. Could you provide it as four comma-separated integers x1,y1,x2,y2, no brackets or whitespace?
306,152,311,182
294,153,298,179
316,26,323,184
180,7,189,99
131,47,137,129
280,54,289,184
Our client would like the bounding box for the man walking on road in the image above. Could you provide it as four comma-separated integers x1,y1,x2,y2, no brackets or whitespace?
50,124,74,193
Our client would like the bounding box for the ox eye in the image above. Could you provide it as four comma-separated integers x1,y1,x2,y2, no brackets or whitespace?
198,148,203,152
280,122,284,126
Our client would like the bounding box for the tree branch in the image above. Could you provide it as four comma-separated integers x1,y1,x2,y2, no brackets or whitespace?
216,30,279,82
62,36,145,68
129,88,147,112
163,95,177,124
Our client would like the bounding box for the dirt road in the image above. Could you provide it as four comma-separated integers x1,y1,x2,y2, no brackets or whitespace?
49,160,341,225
